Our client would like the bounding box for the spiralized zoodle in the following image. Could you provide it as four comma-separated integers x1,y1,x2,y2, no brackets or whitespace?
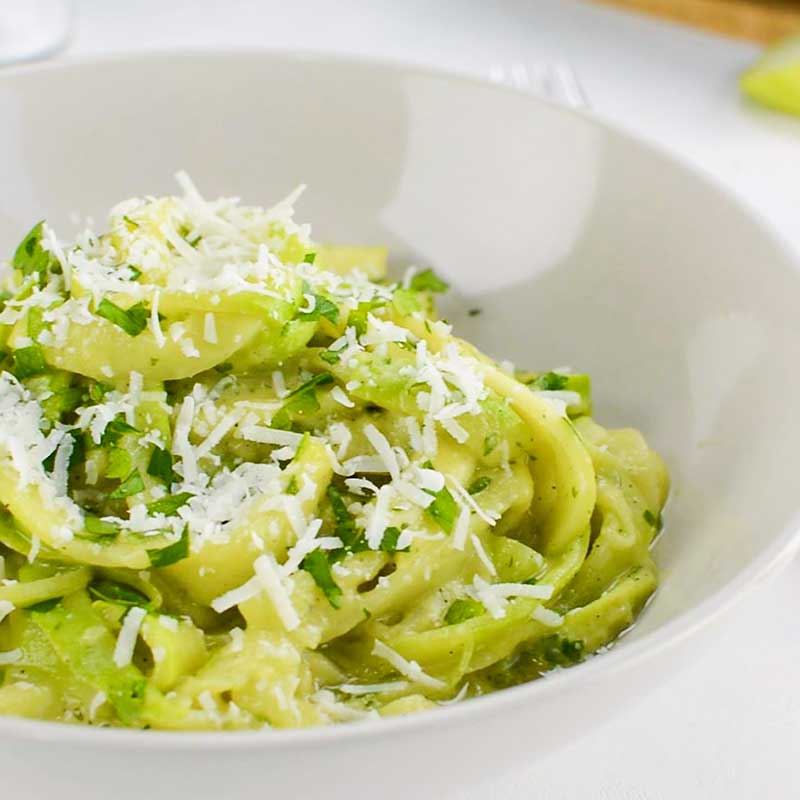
0,174,668,729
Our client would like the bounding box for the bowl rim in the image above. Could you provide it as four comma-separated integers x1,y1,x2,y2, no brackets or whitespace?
1,47,799,750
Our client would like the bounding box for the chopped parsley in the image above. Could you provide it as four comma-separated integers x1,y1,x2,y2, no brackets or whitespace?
108,469,145,500
271,372,334,428
347,302,375,337
536,635,585,668
301,549,342,608
147,446,179,487
12,345,47,378
319,348,342,365
89,579,151,609
643,509,663,532
409,268,449,294
298,292,339,325
69,429,88,470
28,597,62,613
327,486,363,551
146,492,194,516
148,526,190,568
303,252,316,264
528,371,569,391
425,486,458,534
483,433,499,456
467,476,491,495
95,298,149,337
13,220,52,277
379,526,409,554
101,418,138,447
445,598,484,625
89,381,113,403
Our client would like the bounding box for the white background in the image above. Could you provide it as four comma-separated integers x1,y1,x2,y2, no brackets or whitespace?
58,1,800,796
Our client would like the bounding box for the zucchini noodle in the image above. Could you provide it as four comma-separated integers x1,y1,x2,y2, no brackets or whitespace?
0,174,668,728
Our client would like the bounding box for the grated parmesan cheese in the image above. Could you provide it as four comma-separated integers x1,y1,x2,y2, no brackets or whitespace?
372,640,446,690
254,553,301,631
203,312,218,344
113,606,147,668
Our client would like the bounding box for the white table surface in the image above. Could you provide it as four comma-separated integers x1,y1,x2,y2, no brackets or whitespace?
53,1,800,796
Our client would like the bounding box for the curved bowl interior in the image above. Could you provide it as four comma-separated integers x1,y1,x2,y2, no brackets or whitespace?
0,52,799,799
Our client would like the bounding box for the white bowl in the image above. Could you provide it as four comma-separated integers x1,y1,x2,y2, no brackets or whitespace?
1,52,799,800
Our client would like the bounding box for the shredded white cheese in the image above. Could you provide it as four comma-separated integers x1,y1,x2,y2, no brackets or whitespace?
203,312,218,344
372,640,446,690
254,553,301,631
113,606,147,668
532,606,564,628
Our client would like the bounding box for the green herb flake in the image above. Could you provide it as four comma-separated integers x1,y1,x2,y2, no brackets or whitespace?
13,220,51,276
126,265,142,281
483,433,499,456
378,526,408,554
274,372,335,425
425,486,458,534
146,492,194,516
12,345,47,378
538,635,585,668
88,579,151,609
319,348,342,365
148,526,190,568
101,418,139,447
444,598,485,625
214,361,234,375
122,215,139,229
529,371,569,391
95,298,149,337
108,469,145,500
298,292,339,325
89,381,113,403
347,303,373,337
28,597,62,613
71,431,87,471
467,476,491,495
468,308,482,317
643,509,663,531
105,448,133,480
409,268,449,294
285,477,299,496
146,446,179,486
303,252,317,264
301,549,342,608
327,486,362,550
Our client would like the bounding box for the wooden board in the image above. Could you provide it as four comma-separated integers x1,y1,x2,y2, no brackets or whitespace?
592,0,800,42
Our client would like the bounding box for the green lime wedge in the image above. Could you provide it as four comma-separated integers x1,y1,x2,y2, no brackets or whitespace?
741,34,800,116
